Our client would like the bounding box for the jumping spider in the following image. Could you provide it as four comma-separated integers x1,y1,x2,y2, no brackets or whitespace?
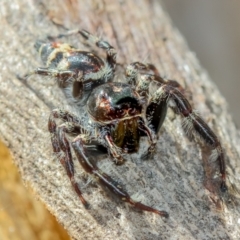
21,29,227,218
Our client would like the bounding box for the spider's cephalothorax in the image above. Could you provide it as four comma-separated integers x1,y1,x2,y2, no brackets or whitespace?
22,30,227,218
87,82,144,153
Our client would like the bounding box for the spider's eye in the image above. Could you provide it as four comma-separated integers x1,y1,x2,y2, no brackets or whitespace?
117,109,124,115
129,108,136,115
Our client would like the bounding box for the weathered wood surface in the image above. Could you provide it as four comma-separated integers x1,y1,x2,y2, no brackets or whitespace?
0,0,240,239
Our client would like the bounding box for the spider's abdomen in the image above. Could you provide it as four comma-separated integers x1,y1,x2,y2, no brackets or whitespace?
66,51,105,73
34,41,72,67
34,41,106,73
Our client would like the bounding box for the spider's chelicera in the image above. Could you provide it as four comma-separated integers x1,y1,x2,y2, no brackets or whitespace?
22,30,227,218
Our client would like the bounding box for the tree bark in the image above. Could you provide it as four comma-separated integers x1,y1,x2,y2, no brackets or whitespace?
1,0,240,239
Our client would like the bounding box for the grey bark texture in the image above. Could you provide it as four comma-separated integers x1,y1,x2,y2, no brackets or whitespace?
0,0,240,239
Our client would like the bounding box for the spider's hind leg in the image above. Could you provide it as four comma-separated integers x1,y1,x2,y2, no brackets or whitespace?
71,135,168,217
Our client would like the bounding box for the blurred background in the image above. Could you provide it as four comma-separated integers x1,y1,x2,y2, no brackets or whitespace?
162,0,240,127
1,1,240,240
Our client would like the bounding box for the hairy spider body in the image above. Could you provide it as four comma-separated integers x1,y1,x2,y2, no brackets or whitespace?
22,30,227,218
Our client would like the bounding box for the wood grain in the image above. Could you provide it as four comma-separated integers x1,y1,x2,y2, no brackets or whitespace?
0,0,240,239
0,141,70,240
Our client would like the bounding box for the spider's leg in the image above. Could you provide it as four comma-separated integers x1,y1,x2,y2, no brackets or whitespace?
18,67,86,101
125,61,160,85
71,135,168,217
49,108,86,125
125,61,185,95
137,118,157,159
126,73,168,133
48,109,89,208
104,132,126,165
80,30,117,70
18,67,79,88
127,67,185,133
148,83,227,192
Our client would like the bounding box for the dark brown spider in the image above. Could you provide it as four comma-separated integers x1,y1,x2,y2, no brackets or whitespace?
21,30,227,218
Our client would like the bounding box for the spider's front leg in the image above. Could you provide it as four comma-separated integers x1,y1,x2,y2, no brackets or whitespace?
137,118,158,159
148,83,227,192
125,61,185,97
48,109,89,208
71,134,168,217
125,61,160,85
